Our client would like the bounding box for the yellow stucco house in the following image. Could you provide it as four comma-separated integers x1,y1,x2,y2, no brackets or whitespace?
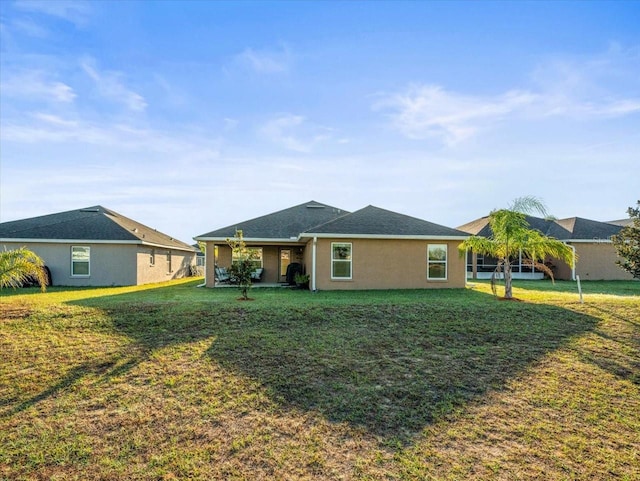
195,201,469,290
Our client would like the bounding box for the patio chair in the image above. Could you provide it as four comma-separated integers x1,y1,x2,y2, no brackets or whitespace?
251,268,264,282
215,266,230,283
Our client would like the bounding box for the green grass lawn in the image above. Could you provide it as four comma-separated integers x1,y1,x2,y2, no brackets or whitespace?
1,279,638,480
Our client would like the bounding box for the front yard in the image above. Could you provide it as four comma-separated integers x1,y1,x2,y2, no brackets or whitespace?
1,279,638,480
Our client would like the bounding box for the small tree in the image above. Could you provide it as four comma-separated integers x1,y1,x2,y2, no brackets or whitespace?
460,196,574,299
0,247,48,292
611,200,640,279
226,230,256,300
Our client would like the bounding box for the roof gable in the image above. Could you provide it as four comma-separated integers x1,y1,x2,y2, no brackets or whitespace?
306,205,468,237
0,206,195,251
457,214,622,241
555,217,622,240
196,201,349,240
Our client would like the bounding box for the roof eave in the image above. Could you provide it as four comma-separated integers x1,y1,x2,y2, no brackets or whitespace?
564,239,613,244
194,236,305,245
0,238,197,251
300,233,469,240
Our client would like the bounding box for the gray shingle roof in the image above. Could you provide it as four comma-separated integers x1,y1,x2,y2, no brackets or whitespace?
457,214,622,241
305,205,469,237
195,201,349,240
554,217,623,240
0,206,195,251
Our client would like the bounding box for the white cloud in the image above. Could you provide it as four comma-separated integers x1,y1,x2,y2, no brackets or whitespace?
10,17,50,38
235,45,292,74
1,113,221,160
80,58,147,112
376,46,640,146
0,70,76,103
32,112,78,127
14,0,92,27
374,85,537,145
259,114,332,153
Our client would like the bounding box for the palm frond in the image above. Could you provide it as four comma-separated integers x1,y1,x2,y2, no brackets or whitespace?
521,258,556,282
509,196,548,217
0,247,48,292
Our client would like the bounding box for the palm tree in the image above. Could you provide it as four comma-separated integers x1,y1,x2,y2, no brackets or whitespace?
460,196,574,299
0,247,48,292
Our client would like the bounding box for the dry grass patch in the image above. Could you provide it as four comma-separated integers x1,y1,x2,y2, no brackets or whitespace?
1,279,638,480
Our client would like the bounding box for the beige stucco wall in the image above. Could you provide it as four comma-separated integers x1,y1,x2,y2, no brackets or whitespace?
135,246,196,285
1,242,138,286
312,238,466,290
555,242,633,281
262,246,280,283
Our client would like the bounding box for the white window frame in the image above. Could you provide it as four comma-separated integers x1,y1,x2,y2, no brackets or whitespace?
232,247,263,270
331,242,352,280
150,249,155,266
71,246,90,277
427,244,447,280
166,250,172,273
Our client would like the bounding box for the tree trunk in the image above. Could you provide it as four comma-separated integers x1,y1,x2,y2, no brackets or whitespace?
504,262,513,299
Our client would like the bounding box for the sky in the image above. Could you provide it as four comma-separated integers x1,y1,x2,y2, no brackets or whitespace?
1,0,639,243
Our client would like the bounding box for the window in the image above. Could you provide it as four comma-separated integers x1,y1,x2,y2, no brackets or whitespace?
150,249,155,265
232,247,263,271
331,242,352,279
427,244,447,280
166,250,172,273
71,246,90,277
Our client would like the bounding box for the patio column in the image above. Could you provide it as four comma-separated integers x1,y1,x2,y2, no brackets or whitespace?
205,242,216,288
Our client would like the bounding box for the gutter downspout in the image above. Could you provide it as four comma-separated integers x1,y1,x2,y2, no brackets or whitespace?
312,236,317,292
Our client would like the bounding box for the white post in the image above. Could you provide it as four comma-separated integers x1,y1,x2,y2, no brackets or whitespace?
576,275,583,304
311,236,317,292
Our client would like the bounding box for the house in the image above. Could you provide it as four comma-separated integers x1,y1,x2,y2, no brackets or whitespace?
0,206,197,286
457,215,632,281
194,201,469,290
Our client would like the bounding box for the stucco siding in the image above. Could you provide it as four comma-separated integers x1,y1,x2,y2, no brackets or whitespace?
135,247,195,285
555,242,633,281
314,238,466,290
261,246,280,283
1,242,138,286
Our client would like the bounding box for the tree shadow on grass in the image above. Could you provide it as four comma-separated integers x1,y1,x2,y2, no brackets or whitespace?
10,286,600,445
577,304,640,386
197,294,599,443
1,345,151,417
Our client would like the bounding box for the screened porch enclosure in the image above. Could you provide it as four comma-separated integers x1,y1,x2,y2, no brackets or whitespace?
466,251,548,280
211,243,306,285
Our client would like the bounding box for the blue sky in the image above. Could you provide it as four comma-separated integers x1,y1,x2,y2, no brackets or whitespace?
1,0,639,243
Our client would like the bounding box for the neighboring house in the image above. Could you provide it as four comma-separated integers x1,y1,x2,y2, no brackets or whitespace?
457,215,632,281
0,206,197,286
194,201,469,290
608,218,633,227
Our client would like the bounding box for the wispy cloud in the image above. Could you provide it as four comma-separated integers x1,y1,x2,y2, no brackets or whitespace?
374,85,536,145
81,57,147,112
1,112,221,160
14,0,92,27
259,114,332,152
235,44,292,74
0,70,76,103
9,17,50,38
376,46,640,145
